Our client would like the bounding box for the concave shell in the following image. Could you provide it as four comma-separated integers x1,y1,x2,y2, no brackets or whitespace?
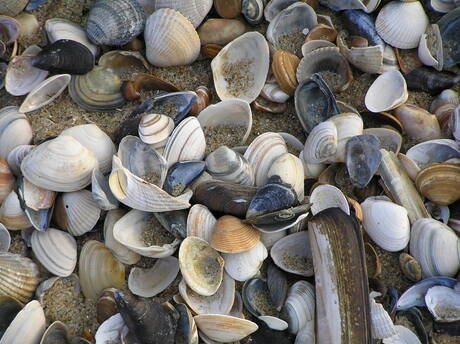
0,300,46,344
415,163,460,206
375,1,429,49
19,74,71,113
394,104,441,143
194,314,258,342
186,204,217,243
0,190,31,230
243,132,288,186
272,50,300,96
267,262,288,311
0,1,28,16
365,70,408,112
406,139,460,169
79,240,125,299
211,31,269,103
361,197,410,252
437,7,460,68
327,112,364,162
223,241,268,282
410,218,460,277
270,231,313,277
53,190,101,236
40,321,70,344
301,118,337,164
138,114,174,148
431,89,459,135
128,256,179,298
0,16,19,45
364,128,402,154
242,278,278,318
282,280,315,335
179,236,225,296
301,39,336,57
264,0,299,22
179,272,235,315
418,23,443,71
296,47,353,93
86,0,145,46
144,9,200,67
21,135,97,192
69,66,125,111
211,215,260,254
113,209,181,258
0,253,40,304
310,184,350,216
267,153,305,201
0,107,33,160
61,124,116,175
0,224,10,252
6,145,33,176
31,228,77,277
197,99,252,145
143,0,212,27
0,158,14,204
369,292,397,340
5,45,48,96
91,168,119,211
425,286,460,322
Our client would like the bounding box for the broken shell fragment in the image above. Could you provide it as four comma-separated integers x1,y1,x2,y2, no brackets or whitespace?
425,286,460,322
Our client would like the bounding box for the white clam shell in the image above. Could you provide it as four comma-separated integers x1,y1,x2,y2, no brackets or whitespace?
94,313,127,344
0,223,11,252
418,24,443,71
375,1,429,49
267,153,304,201
310,184,350,216
91,168,119,211
301,39,336,57
425,285,460,322
0,107,33,159
327,112,364,162
364,128,402,154
261,83,290,103
0,190,32,230
283,280,315,335
186,204,217,243
138,113,175,148
370,292,397,340
387,325,422,344
302,121,338,164
299,154,327,179
144,9,200,67
223,241,268,282
405,139,460,169
361,197,410,252
194,314,258,342
128,256,180,297
31,228,77,277
6,144,34,176
365,70,408,113
142,0,212,27
260,230,287,249
212,31,269,103
264,0,299,22
258,316,289,331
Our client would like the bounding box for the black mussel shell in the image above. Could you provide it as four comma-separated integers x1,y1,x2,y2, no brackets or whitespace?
438,8,460,68
0,296,22,337
342,10,385,47
397,308,429,344
192,180,257,218
31,39,94,75
345,134,382,188
163,161,205,196
154,210,188,239
242,278,279,318
267,262,288,312
404,67,460,94
174,303,196,344
250,318,292,344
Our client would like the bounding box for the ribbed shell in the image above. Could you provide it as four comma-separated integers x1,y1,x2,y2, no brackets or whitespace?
86,0,145,46
138,114,174,147
302,121,338,164
272,50,300,96
369,293,397,339
415,163,460,206
146,0,212,27
0,0,29,16
0,253,40,304
144,9,200,67
186,204,217,243
211,215,260,253
282,280,316,334
31,228,77,277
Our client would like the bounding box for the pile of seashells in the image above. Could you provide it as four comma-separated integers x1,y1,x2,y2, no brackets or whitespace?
1,0,460,343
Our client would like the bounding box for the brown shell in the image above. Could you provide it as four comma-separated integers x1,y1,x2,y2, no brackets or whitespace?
364,243,381,279
96,288,118,324
121,73,179,101
399,252,421,282
305,24,337,43
189,86,212,116
415,163,460,206
202,43,223,58
252,97,287,114
272,50,300,96
214,0,242,19
211,215,260,253
0,158,14,204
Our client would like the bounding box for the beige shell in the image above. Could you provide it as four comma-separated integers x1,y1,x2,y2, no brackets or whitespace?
20,135,98,192
198,19,247,45
211,215,261,253
243,132,288,186
302,121,338,164
310,184,350,216
144,9,200,67
223,241,268,282
394,104,441,143
267,153,305,201
79,240,125,299
194,314,258,342
398,153,421,181
365,70,408,113
53,190,101,236
415,163,460,206
6,145,34,176
211,31,270,103
14,13,38,38
142,0,212,27
0,190,32,230
186,204,217,243
31,228,77,277
61,124,116,175
327,112,364,162
0,107,33,159
0,252,40,304
179,236,225,296
0,158,14,204
138,114,175,148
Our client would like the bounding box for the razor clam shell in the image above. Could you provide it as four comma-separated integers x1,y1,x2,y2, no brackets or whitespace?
406,139,460,169
223,241,268,282
6,145,34,176
186,204,217,243
31,228,77,277
128,257,179,298
91,168,119,211
365,70,408,112
0,107,33,159
425,286,460,322
267,153,304,201
310,184,350,216
194,314,258,342
282,280,315,335
0,224,11,252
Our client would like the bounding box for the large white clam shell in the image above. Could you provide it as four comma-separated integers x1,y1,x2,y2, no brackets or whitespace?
327,112,364,162
361,197,410,252
283,280,315,335
144,8,200,67
375,0,429,49
302,121,338,164
365,70,408,112
141,0,212,27
186,204,217,243
425,286,460,322
194,314,258,342
223,241,268,282
0,190,31,230
310,184,350,216
211,31,269,103
0,107,33,159
267,153,305,201
31,228,77,277
406,139,460,169
138,113,175,148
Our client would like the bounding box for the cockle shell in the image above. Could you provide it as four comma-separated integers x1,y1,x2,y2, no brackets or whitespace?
369,292,397,340
194,314,258,342
142,0,212,27
365,70,408,112
211,215,260,254
144,9,200,67
138,114,174,148
186,204,217,243
0,107,33,159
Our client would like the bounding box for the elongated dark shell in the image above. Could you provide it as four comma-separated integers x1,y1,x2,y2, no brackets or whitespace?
404,67,460,94
154,210,188,239
86,0,145,46
342,10,385,47
30,40,94,75
267,262,288,312
0,296,22,337
163,161,205,196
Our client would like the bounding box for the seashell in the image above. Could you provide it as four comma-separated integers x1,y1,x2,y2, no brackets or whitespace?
430,89,459,136
186,204,216,243
0,16,19,46
305,23,337,43
438,8,460,68
264,0,299,22
361,110,403,132
260,83,290,104
19,74,71,113
142,0,212,27
128,257,179,298
5,45,48,96
327,112,364,162
415,163,460,206
361,197,410,252
206,146,254,186
301,39,336,57
17,177,54,229
310,184,350,216
40,321,70,344
345,134,382,188
0,300,46,344
418,24,443,71
31,228,77,277
410,218,460,277
243,278,278,318
394,104,441,143
253,96,288,114
104,209,140,265
211,215,260,254
189,86,211,117
138,113,174,148
122,72,179,101
164,161,205,197
175,303,199,344
242,0,264,25
0,190,31,230
212,32,269,103
91,168,119,211
365,70,408,112
375,1,428,49
404,67,460,95
364,128,402,154
243,132,288,186
214,0,242,19
179,236,225,296
0,1,28,17
198,19,246,45
267,153,304,201
154,210,189,240
406,139,460,169
0,253,40,304
145,9,200,67
266,262,288,312
294,73,340,135
94,313,126,343
425,201,450,224
12,13,38,39
6,145,33,176
270,231,313,277
272,50,300,96
309,208,371,342
179,272,235,315
201,43,223,59
369,292,397,340
342,9,384,46
281,280,315,335
0,107,33,160
0,296,22,337
79,240,125,299
297,47,353,93
0,159,14,204
69,66,125,111
399,253,422,282
425,286,460,322
194,314,258,342
430,0,457,12
86,0,144,46
0,63,6,90
223,241,268,282
53,190,101,236
0,224,10,252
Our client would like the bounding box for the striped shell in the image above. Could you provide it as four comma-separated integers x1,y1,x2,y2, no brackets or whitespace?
142,0,212,27
186,204,217,243
138,114,174,148
211,215,260,253
206,146,254,186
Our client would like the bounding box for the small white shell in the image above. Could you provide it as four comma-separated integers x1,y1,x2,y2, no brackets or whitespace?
365,70,408,112
425,286,460,322
195,314,258,342
302,121,338,164
327,112,364,162
223,241,268,282
261,83,290,103
94,313,127,344
6,145,34,176
267,153,304,201
186,204,217,243
138,114,175,148
0,190,32,230
0,107,33,159
259,316,289,331
310,184,350,216
283,280,315,335
141,0,212,27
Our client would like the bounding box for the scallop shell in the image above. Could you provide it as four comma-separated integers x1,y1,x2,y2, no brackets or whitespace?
0,190,32,230
267,153,305,201
138,114,174,148
302,121,338,164
143,0,212,27
6,145,34,176
211,215,260,254
211,31,269,103
223,241,268,282
375,0,429,49
144,9,200,67
31,228,77,277
415,163,460,206
282,280,315,335
0,0,29,16
186,204,217,243
310,184,350,216
0,107,33,159
194,314,258,342
365,70,408,112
